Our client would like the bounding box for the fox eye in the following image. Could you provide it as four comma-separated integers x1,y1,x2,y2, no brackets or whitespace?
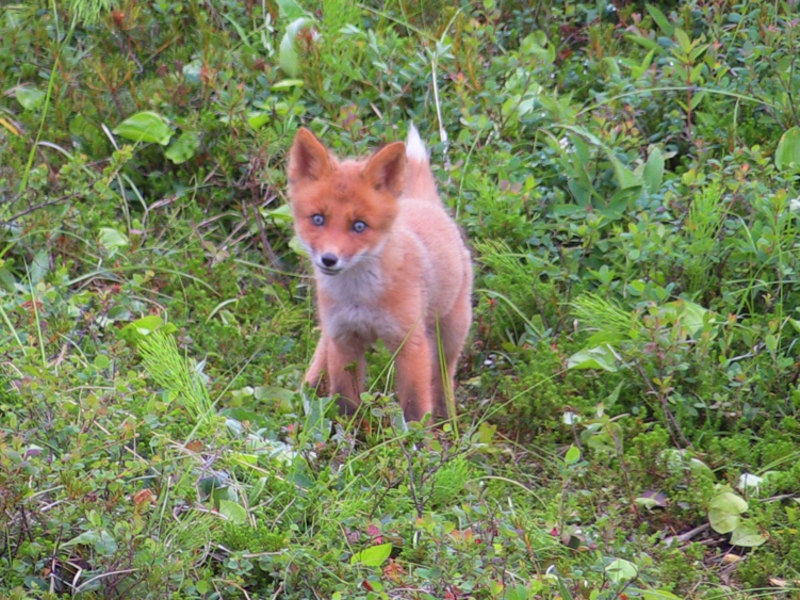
311,214,325,226
352,220,367,233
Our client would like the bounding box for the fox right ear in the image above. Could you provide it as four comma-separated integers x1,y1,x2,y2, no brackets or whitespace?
288,128,331,184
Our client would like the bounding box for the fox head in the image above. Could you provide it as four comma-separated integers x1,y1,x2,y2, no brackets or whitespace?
287,128,407,276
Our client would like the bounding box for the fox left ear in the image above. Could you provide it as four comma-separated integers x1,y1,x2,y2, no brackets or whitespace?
362,142,407,197
288,128,332,185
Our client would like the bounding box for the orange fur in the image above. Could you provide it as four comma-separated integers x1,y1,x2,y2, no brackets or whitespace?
288,125,473,423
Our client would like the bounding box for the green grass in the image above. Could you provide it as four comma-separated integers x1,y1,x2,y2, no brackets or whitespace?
2,0,800,598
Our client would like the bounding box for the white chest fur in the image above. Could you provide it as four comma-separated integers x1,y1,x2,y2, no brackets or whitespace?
317,259,399,343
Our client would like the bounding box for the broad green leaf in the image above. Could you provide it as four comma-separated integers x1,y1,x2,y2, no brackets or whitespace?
350,542,392,567
661,449,714,479
788,318,800,335
736,473,763,494
775,126,800,172
663,299,712,338
63,529,117,556
118,315,177,343
165,131,200,164
98,227,129,257
674,29,691,53
219,499,248,524
729,522,767,547
708,490,748,534
636,496,660,510
606,187,641,214
30,248,50,284
643,590,683,600
272,79,305,90
15,87,45,111
63,530,100,547
69,113,102,146
643,147,664,194
565,445,581,465
567,345,618,372
476,421,497,444
99,227,129,257
277,0,309,20
610,156,641,190
231,453,258,467
95,530,118,556
521,33,555,65
126,315,165,334
605,558,638,583
280,18,313,78
248,112,271,130
113,111,173,145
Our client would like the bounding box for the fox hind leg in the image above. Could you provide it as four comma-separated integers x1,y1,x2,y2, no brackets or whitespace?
430,290,472,420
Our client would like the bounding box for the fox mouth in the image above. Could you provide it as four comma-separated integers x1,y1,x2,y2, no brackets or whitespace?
316,265,342,276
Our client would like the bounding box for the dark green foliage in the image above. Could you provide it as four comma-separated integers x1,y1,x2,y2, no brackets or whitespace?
2,0,800,597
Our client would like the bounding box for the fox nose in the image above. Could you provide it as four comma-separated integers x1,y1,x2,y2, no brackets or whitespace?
320,253,338,268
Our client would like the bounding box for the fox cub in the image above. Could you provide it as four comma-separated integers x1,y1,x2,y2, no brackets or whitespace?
287,124,472,422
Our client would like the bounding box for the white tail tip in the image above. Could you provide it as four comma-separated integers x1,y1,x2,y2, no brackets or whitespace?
406,122,428,162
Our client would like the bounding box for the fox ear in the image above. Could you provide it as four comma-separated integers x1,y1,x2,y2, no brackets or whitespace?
288,128,331,184
362,142,407,197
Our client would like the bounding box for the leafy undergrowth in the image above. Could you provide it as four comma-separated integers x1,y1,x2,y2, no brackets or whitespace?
2,0,800,598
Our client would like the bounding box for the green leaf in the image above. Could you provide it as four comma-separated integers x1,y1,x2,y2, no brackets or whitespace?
708,490,748,534
248,112,271,130
643,147,664,194
272,79,305,90
663,299,712,338
565,445,581,465
118,315,177,343
729,522,767,547
63,529,117,556
113,111,173,145
221,12,252,48
610,156,641,190
280,18,313,78
219,499,248,524
350,542,392,567
643,590,683,600
737,473,763,494
646,4,674,36
165,131,200,164
788,318,800,335
775,126,800,171
63,530,100,547
605,558,638,583
277,0,309,20
674,29,691,53
567,345,618,372
625,34,660,52
15,87,45,111
95,530,118,556
661,449,714,479
98,227,129,257
476,421,497,444
30,248,50,284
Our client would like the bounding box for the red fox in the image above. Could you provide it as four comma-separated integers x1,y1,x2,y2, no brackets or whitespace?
287,124,472,423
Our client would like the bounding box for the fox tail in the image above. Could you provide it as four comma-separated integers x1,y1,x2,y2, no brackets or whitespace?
403,123,440,203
